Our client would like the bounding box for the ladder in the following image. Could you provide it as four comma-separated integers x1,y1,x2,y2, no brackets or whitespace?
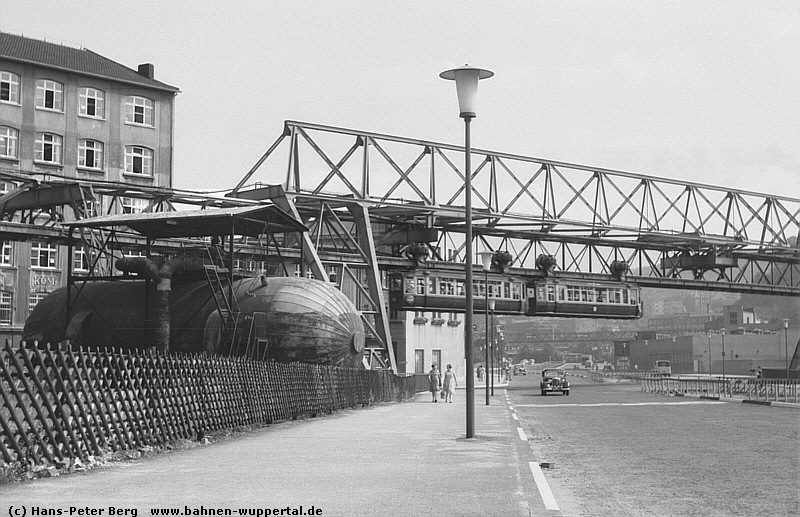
203,264,241,353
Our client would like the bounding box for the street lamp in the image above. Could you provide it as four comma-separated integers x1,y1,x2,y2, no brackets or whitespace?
478,250,494,406
489,297,496,396
706,330,713,376
440,64,494,439
784,319,789,379
721,328,726,383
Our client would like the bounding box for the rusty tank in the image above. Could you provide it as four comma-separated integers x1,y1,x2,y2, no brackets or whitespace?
23,272,366,368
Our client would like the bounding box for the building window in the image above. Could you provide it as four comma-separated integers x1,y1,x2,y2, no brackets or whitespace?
28,293,48,316
124,146,153,176
31,242,58,269
432,349,442,370
35,79,64,111
414,349,425,374
121,196,149,214
0,292,11,326
1,71,20,104
79,140,104,170
73,247,90,272
79,87,105,118
1,241,11,265
0,126,18,159
124,96,154,126
35,133,63,164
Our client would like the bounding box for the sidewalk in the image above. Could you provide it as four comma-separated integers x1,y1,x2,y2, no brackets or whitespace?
0,389,561,517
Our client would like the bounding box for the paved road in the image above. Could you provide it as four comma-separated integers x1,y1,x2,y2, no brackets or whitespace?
508,370,800,517
0,387,560,517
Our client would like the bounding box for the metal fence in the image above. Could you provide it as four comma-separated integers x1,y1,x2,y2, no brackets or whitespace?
0,341,417,466
640,376,799,404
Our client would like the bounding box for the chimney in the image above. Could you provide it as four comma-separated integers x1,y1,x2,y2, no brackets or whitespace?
137,63,154,79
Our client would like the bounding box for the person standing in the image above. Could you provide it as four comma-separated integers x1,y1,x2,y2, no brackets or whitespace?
428,364,441,402
442,364,457,403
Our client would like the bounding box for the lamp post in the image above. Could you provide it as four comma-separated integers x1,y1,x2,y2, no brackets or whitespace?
706,330,713,376
478,251,494,406
784,319,790,379
440,64,493,439
490,298,496,396
721,328,726,383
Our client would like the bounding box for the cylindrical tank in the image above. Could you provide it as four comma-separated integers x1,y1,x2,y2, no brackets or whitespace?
23,275,365,368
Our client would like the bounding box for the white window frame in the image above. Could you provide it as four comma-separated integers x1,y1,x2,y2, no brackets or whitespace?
30,242,58,269
0,126,18,159
1,241,12,265
35,133,63,164
124,146,153,176
0,71,20,104
78,139,104,170
73,247,89,272
0,291,11,326
124,95,154,126
121,196,149,214
28,292,48,316
78,87,105,119
35,79,64,111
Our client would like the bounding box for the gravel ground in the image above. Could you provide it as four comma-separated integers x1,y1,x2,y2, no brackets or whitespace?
511,375,799,517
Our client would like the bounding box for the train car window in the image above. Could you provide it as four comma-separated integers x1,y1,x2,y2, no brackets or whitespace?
511,283,521,300
597,288,607,303
390,277,402,290
405,277,415,293
630,289,639,304
580,288,588,302
503,282,510,299
558,287,565,301
546,285,556,302
427,276,436,294
586,289,595,303
456,280,465,296
614,290,621,304
445,277,456,296
623,290,629,304
416,278,426,295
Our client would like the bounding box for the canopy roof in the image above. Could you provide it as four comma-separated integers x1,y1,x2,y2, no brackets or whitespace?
67,205,307,238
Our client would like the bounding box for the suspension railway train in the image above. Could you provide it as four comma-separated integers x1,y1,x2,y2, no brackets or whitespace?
388,269,643,319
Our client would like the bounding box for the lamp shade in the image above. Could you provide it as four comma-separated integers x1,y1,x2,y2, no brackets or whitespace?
477,250,494,271
440,64,494,118
488,298,496,311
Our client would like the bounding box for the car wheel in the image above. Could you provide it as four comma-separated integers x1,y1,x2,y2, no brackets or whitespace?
565,391,570,396
541,390,546,396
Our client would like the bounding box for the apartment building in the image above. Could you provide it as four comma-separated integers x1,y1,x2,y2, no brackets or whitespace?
0,31,179,343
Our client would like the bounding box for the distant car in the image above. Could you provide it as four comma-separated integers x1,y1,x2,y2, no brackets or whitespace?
603,364,614,372
514,365,527,376
540,368,570,396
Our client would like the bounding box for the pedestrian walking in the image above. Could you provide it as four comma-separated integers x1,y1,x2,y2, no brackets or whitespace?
428,364,441,402
442,364,457,402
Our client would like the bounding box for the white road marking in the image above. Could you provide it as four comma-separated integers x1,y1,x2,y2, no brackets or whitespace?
508,405,514,411
511,412,519,421
529,462,560,511
517,427,528,441
515,401,723,408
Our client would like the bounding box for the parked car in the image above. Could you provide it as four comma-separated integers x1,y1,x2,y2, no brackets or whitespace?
540,368,570,396
513,365,527,376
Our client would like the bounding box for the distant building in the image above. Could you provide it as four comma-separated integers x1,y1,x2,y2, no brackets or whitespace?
0,31,179,343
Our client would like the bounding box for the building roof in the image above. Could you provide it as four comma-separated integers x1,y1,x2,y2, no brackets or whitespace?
0,31,179,93
67,205,308,238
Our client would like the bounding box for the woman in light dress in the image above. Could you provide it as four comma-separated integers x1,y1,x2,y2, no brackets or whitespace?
442,363,457,403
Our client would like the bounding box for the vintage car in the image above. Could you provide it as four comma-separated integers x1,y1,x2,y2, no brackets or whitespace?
540,368,570,396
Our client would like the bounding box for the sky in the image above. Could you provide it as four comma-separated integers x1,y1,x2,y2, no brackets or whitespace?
1,0,798,197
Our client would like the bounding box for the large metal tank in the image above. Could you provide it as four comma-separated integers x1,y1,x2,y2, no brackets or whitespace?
23,275,365,368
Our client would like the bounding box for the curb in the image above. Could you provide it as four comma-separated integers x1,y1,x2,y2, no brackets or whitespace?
673,391,799,408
